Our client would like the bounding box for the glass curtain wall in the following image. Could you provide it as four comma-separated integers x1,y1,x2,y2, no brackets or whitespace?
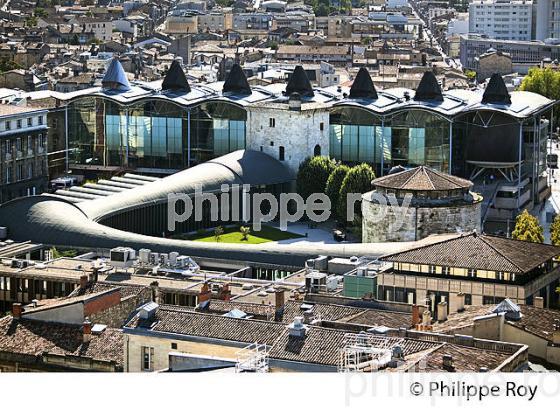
67,98,247,170
329,106,450,173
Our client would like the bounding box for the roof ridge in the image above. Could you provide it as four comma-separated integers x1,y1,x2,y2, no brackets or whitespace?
421,166,435,190
380,233,473,259
478,235,524,273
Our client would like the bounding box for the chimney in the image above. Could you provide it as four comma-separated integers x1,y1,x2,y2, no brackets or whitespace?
219,283,231,301
12,303,23,319
411,304,420,327
479,367,489,372
534,296,544,309
79,274,88,290
437,301,448,322
302,309,314,324
422,309,432,325
275,288,285,311
150,281,160,303
198,282,212,303
455,293,465,312
83,319,92,343
288,316,307,338
442,354,454,372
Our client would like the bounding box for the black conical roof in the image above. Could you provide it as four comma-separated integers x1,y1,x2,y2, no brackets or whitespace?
482,73,511,105
222,64,251,95
285,65,314,97
162,60,191,93
349,67,378,99
414,71,443,102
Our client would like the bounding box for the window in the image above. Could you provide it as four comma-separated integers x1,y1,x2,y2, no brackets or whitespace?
428,265,437,274
314,144,321,156
15,138,21,152
320,122,324,131
495,271,504,280
5,121,10,130
16,163,23,181
16,119,21,129
141,346,154,371
467,268,477,278
38,116,43,125
279,146,285,161
38,134,45,149
27,136,32,152
269,118,275,127
27,118,32,127
27,163,33,179
442,266,450,275
171,342,177,350
5,167,11,184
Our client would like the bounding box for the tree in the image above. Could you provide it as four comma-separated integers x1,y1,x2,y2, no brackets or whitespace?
511,209,544,243
239,225,250,241
34,8,48,18
214,226,224,242
325,164,350,220
550,214,560,246
296,156,337,201
519,67,560,101
338,163,375,224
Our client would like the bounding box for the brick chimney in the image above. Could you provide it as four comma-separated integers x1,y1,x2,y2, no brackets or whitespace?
275,289,285,310
79,274,88,290
411,304,420,327
198,282,211,303
83,319,92,343
12,303,23,319
442,354,455,372
534,296,544,309
219,283,231,301
150,281,160,304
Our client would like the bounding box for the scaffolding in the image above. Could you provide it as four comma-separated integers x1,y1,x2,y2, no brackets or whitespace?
338,333,401,373
235,342,270,373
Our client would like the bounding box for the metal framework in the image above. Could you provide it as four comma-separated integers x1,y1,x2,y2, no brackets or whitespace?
338,333,402,373
235,342,270,373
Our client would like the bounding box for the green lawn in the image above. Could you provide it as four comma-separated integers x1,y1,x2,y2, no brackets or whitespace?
174,225,304,244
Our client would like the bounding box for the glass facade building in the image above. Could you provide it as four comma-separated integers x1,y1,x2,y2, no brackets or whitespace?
67,97,247,171
329,106,451,175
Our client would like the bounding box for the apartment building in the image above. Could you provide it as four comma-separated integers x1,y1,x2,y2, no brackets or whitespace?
0,105,49,203
468,0,533,41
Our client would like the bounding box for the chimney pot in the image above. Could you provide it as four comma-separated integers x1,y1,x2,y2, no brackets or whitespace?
442,354,454,371
79,274,88,290
411,304,420,327
456,292,465,312
83,319,92,343
12,303,23,319
437,301,448,322
534,296,544,309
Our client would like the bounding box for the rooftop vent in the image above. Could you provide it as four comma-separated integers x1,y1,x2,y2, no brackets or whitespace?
223,64,251,95
349,67,378,99
482,73,511,105
102,58,131,92
139,302,159,320
285,65,314,97
492,298,522,321
414,71,443,102
288,316,308,338
162,59,191,93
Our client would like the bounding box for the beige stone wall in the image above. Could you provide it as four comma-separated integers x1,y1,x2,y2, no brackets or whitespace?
125,333,242,372
362,199,481,243
246,106,330,176
90,289,151,328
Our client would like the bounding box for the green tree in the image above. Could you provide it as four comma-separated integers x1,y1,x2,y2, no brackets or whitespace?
296,156,337,201
325,164,350,220
34,8,48,18
214,226,224,242
519,67,560,101
550,214,560,246
0,58,21,73
338,163,375,224
239,225,251,241
511,209,544,243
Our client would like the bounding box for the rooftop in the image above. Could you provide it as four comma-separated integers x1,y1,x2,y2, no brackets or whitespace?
372,166,473,191
380,232,560,274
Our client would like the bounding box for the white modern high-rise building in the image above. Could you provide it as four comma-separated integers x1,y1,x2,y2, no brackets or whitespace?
469,0,533,41
534,0,560,40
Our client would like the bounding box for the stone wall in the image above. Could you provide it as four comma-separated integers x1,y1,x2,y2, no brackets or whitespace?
362,199,481,243
246,106,330,176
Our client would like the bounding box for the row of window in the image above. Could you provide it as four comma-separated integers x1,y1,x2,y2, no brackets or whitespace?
3,116,45,132
269,117,325,131
2,134,46,156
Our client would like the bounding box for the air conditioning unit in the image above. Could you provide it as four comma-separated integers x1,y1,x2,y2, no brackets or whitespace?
109,247,136,268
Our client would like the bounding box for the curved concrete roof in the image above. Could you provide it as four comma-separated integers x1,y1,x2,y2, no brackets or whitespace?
0,150,439,266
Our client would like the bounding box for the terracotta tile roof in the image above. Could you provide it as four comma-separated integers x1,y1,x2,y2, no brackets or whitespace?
373,166,472,191
281,300,365,323
0,316,123,367
380,233,560,274
339,309,411,329
194,299,275,319
69,281,145,299
269,328,441,367
125,305,285,346
413,343,512,372
434,303,560,343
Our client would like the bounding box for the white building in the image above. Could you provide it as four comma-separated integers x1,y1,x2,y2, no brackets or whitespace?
448,13,469,36
535,0,560,40
468,0,533,41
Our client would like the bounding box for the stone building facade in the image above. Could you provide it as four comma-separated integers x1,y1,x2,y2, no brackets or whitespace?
362,166,482,243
